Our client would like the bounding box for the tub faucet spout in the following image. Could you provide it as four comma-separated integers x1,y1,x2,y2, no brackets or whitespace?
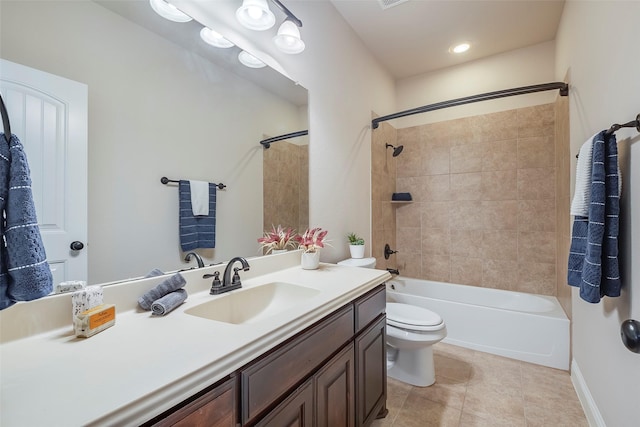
387,268,400,275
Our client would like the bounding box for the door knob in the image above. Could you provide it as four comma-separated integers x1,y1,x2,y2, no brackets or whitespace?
70,241,85,251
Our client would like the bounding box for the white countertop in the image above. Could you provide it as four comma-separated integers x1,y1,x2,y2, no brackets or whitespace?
0,254,390,427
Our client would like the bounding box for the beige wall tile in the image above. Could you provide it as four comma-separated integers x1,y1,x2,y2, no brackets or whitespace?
518,231,556,263
482,169,518,200
450,229,483,257
518,199,556,232
482,139,517,171
396,138,421,177
482,259,518,290
517,104,555,138
422,228,451,256
422,140,450,175
482,200,518,230
423,174,451,201
450,172,482,201
397,252,422,278
422,201,450,229
517,167,555,200
397,227,422,253
518,262,556,295
449,200,484,230
397,176,423,201
476,109,519,142
450,143,483,173
518,136,555,168
422,255,451,282
482,230,518,261
396,202,421,228
451,256,483,286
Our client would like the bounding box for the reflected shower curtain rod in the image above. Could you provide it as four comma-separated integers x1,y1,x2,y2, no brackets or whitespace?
260,129,308,149
371,82,569,129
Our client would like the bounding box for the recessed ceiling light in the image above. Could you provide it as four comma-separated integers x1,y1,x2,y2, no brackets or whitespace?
149,0,192,23
449,42,471,54
200,28,234,49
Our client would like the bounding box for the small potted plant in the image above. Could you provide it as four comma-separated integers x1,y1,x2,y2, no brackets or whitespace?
295,227,329,269
347,232,365,259
257,225,297,255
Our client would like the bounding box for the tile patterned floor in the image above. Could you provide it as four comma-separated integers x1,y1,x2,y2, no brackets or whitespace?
372,343,588,427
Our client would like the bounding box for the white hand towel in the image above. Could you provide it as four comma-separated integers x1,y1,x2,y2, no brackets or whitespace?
570,136,594,216
189,180,209,216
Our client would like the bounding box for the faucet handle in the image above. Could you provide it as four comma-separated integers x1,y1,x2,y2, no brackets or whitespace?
231,267,242,286
203,271,222,294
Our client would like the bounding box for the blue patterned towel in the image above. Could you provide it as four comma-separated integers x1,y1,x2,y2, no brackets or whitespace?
567,131,620,303
0,133,53,310
179,180,216,251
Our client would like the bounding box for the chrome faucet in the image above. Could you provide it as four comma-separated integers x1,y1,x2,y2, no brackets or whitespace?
184,252,205,268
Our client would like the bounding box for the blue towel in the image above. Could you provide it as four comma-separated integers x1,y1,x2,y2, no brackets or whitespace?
0,133,53,310
178,180,216,251
567,131,621,303
151,289,188,316
138,272,186,310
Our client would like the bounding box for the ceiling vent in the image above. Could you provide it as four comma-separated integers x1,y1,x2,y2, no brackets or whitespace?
378,0,410,10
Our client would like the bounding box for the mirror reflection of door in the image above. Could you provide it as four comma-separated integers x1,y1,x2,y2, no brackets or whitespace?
0,59,88,286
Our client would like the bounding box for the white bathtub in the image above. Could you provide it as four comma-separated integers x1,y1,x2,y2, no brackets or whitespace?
386,277,570,370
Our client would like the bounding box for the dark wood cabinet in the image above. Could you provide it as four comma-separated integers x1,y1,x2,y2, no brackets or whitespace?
145,284,387,427
355,315,387,427
315,343,355,427
255,379,314,427
147,376,237,427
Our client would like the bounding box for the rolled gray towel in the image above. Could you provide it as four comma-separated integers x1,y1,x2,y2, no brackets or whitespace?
138,273,186,310
144,268,164,278
151,289,188,316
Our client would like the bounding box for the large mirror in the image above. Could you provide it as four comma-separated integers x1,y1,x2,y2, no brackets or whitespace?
0,0,308,287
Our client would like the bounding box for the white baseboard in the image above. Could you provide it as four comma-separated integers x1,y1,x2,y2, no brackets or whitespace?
571,359,606,427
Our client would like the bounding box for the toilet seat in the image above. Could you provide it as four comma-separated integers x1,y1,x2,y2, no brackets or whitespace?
387,302,444,332
337,257,376,268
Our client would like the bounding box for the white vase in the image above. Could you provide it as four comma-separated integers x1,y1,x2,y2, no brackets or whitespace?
271,249,287,254
301,251,320,270
349,244,365,259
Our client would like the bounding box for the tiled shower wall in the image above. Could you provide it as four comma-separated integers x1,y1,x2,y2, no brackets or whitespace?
263,141,309,235
555,90,571,315
384,104,560,296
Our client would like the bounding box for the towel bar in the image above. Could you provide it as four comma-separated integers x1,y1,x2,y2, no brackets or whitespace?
161,176,226,190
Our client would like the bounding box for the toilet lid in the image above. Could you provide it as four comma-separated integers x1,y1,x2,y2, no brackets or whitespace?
337,257,376,268
387,302,443,328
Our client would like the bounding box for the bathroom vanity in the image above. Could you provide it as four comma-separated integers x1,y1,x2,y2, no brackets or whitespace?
0,251,391,426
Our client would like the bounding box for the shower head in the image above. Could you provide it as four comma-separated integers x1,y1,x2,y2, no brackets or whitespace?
386,143,404,157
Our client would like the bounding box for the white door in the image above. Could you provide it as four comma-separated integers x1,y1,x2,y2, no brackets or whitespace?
0,59,88,286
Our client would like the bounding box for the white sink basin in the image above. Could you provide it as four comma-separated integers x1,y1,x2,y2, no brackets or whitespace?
185,282,321,324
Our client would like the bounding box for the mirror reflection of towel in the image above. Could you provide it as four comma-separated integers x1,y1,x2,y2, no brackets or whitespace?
178,180,216,251
189,180,209,216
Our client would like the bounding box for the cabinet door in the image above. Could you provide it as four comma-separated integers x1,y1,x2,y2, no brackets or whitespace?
355,316,387,427
315,343,355,427
255,379,314,427
148,377,237,427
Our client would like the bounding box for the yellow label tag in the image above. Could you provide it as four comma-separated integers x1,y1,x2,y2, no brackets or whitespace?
89,305,115,329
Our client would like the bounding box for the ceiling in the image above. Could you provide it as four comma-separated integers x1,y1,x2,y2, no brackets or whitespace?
330,0,566,79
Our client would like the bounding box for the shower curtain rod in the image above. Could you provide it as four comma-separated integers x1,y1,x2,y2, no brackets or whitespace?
371,82,569,129
260,129,308,149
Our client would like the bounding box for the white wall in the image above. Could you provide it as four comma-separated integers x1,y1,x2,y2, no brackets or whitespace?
1,1,303,283
179,0,397,262
394,41,557,128
555,2,640,426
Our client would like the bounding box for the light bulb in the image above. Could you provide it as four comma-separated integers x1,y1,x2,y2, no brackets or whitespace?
149,0,192,23
236,0,275,31
273,20,305,54
200,27,234,49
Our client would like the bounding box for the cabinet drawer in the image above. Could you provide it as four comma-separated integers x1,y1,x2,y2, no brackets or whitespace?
241,304,355,424
354,285,386,333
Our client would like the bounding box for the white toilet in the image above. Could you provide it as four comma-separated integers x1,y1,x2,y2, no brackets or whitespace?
336,257,377,269
386,302,447,387
337,257,447,387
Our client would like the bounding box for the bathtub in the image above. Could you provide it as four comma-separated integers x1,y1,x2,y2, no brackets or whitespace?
386,277,570,370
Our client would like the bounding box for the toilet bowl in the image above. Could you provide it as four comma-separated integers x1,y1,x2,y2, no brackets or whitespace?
337,257,377,269
336,258,447,386
386,302,447,387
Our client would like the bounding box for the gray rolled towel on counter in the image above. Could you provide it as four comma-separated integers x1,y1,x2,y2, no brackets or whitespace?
138,272,186,310
151,289,188,316
144,268,164,278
